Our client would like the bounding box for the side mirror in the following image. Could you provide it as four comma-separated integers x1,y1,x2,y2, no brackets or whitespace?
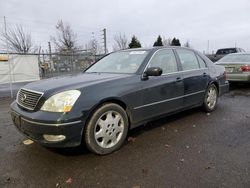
142,67,162,80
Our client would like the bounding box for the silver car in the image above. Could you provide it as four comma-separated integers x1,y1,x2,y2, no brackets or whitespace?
215,53,250,82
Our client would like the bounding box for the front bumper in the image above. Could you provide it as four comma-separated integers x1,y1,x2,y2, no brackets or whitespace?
10,102,84,148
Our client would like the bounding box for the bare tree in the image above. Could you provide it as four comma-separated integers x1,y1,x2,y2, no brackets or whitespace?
163,37,172,46
0,24,34,53
183,40,191,48
51,20,78,52
87,39,103,55
113,33,128,51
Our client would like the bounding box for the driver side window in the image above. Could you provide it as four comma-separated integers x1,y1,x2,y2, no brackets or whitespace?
148,49,178,74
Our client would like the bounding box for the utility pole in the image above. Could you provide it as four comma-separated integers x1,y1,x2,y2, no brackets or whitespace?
101,28,107,54
4,16,13,98
48,42,52,58
207,40,210,54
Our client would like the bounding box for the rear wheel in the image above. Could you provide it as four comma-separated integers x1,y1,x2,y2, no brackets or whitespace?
84,103,129,155
202,84,218,112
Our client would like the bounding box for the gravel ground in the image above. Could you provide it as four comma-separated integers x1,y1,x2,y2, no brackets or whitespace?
0,84,249,188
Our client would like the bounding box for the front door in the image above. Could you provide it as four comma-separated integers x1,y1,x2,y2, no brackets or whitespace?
134,49,184,121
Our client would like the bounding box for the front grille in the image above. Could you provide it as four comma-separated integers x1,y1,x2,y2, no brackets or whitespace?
17,88,43,111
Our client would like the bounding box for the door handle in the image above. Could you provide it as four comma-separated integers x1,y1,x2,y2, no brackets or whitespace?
176,77,183,82
203,72,207,77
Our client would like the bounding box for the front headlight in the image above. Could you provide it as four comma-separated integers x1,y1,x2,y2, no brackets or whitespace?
41,90,81,112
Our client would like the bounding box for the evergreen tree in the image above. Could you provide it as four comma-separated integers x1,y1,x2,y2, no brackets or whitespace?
171,37,181,46
153,35,163,46
128,35,142,48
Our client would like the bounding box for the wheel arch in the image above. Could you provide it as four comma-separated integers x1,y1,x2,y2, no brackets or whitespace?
208,80,219,94
84,97,132,131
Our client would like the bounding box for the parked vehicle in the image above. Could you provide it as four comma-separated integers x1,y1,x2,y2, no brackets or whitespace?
215,53,250,82
10,47,229,155
58,63,71,72
207,47,245,62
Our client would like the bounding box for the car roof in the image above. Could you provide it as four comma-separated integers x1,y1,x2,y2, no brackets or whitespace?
120,46,193,52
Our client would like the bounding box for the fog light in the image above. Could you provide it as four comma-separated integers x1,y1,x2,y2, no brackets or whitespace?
43,134,66,142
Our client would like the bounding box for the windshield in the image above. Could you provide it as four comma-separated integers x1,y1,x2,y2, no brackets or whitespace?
86,50,149,74
219,54,250,62
216,48,237,55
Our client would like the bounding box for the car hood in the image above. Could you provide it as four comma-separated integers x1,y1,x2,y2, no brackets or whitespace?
24,73,132,93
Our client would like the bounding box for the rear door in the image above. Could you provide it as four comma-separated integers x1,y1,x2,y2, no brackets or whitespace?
175,49,209,108
134,49,184,121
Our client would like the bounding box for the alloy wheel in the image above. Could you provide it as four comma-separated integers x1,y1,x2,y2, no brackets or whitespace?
94,111,124,149
206,86,217,110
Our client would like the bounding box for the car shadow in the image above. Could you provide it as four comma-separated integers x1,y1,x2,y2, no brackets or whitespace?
230,82,250,89
127,107,201,139
48,108,201,156
228,82,250,97
47,144,91,156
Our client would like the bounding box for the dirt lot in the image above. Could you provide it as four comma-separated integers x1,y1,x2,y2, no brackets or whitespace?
0,84,250,188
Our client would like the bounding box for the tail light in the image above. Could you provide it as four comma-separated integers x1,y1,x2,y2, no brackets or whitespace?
239,65,250,72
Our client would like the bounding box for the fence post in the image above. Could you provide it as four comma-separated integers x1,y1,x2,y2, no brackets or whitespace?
8,55,13,98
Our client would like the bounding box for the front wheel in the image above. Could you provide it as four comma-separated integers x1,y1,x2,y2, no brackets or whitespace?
202,84,218,112
84,103,129,155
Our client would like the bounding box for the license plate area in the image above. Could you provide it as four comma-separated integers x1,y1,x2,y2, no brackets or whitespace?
11,111,21,128
225,67,234,73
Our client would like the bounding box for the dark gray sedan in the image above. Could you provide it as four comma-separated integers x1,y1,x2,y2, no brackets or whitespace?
11,47,229,155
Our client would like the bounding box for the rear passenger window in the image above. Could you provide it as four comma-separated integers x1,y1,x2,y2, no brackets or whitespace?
176,49,200,71
148,49,178,74
197,55,207,68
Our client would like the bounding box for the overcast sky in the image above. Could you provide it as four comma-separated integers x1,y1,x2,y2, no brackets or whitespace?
0,0,250,53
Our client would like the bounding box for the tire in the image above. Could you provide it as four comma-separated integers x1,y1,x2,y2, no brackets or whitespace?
84,103,129,155
202,84,218,112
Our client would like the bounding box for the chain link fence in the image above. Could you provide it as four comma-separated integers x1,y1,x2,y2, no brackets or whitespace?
39,52,102,78
0,52,104,98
